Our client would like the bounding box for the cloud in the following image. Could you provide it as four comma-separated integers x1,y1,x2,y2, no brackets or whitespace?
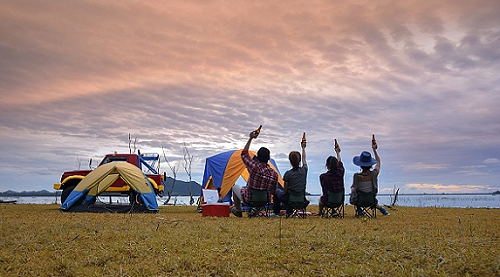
402,162,448,171
483,158,499,164
405,183,495,193
1,1,500,193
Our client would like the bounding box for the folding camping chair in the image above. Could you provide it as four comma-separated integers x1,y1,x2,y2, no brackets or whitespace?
355,191,377,218
322,189,344,218
287,190,307,218
247,189,271,218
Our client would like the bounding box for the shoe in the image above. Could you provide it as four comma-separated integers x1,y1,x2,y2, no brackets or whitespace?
269,214,279,218
380,207,390,216
230,207,242,217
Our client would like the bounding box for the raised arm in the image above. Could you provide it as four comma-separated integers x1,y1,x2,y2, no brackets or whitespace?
243,131,257,151
335,146,342,163
301,141,307,165
373,147,381,172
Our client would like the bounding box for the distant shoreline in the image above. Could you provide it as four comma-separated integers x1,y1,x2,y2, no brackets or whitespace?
0,191,60,197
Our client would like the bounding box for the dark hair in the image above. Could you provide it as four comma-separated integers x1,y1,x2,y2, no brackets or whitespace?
289,151,301,171
257,147,270,163
326,156,338,172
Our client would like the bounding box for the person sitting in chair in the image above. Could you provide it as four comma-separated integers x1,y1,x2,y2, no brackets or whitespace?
349,144,390,216
318,144,344,216
273,140,308,217
231,129,279,217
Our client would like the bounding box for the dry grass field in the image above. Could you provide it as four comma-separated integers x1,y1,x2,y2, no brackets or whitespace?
0,204,499,276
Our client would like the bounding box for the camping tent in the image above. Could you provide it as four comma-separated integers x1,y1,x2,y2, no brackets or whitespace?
60,161,159,213
201,150,284,203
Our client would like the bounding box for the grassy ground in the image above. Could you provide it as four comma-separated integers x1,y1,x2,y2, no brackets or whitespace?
0,204,499,277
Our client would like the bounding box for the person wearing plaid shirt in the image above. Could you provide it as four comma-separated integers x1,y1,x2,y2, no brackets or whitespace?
318,146,345,215
231,130,278,217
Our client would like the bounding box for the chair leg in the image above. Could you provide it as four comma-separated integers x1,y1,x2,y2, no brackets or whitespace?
265,203,271,217
322,207,337,218
321,207,329,218
248,204,274,218
328,208,334,218
364,206,376,218
287,208,299,218
333,205,344,218
323,205,345,218
356,206,376,218
355,206,363,217
287,205,307,218
364,207,373,218
248,206,263,218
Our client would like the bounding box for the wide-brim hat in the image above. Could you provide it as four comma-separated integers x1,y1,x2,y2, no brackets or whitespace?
353,151,378,167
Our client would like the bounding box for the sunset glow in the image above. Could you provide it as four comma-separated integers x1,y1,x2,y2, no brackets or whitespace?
1,0,499,194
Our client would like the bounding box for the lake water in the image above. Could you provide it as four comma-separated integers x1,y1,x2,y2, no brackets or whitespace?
1,194,499,208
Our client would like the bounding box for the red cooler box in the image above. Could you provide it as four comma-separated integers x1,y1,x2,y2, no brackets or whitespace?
202,203,230,217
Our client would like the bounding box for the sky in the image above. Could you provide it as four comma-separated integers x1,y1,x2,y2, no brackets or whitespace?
1,0,499,195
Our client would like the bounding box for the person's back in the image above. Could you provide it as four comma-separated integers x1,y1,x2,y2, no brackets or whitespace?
319,162,345,193
353,169,378,194
272,140,308,217
231,129,278,217
319,144,344,215
241,149,278,203
283,163,307,193
350,143,389,216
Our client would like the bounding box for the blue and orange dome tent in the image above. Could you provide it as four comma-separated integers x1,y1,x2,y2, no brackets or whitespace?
201,150,284,203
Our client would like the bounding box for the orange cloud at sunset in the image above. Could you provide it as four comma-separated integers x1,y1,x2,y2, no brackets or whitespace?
0,1,487,106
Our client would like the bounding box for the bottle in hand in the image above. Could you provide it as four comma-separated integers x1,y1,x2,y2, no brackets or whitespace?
301,132,306,144
372,134,377,149
254,125,262,138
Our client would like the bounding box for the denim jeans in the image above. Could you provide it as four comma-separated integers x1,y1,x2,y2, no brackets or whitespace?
273,188,289,214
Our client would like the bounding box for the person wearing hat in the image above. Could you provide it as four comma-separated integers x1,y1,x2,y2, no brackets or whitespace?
349,143,390,216
230,129,279,217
